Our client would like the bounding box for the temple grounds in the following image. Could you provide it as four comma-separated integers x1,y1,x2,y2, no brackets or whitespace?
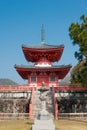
0,119,87,130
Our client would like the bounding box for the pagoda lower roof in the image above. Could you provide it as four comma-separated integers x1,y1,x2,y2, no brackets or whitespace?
15,64,71,79
22,43,64,62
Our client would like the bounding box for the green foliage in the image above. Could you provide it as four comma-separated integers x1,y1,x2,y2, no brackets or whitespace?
69,15,87,61
71,61,87,87
69,15,87,87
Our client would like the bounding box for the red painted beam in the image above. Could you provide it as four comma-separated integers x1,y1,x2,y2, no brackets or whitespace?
0,85,32,91
0,85,87,92
51,86,87,91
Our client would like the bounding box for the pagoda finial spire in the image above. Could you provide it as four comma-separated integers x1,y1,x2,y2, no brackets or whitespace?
41,24,45,44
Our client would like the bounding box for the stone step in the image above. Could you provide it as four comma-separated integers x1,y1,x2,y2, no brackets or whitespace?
33,109,41,111
33,103,41,105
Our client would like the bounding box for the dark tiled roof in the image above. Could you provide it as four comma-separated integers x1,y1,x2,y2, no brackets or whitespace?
22,43,64,49
15,64,71,69
14,64,72,79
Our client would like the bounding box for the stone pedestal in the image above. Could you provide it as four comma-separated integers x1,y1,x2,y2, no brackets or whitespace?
32,85,55,130
32,119,55,130
32,95,55,130
39,99,49,120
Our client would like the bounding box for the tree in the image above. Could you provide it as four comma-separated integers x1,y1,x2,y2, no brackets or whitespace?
69,15,87,87
70,61,87,86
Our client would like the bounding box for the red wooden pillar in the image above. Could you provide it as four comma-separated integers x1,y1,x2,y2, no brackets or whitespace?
55,99,58,119
29,87,35,119
55,76,59,87
52,86,58,119
29,103,32,119
28,75,30,85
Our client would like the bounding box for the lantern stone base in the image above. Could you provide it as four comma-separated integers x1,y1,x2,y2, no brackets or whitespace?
39,109,49,120
32,119,55,130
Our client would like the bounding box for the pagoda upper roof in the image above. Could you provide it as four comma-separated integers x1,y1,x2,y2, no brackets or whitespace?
15,64,71,79
22,43,64,49
22,43,64,62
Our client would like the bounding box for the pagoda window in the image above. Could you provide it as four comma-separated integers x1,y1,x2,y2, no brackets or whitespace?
31,77,36,82
50,76,55,81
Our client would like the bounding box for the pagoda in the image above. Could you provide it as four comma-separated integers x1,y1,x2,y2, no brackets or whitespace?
15,26,71,87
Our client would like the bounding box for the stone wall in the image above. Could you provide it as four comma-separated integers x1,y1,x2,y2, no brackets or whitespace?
56,91,87,113
0,99,30,113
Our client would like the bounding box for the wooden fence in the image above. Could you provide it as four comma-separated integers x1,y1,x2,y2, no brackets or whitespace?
0,112,87,121
0,113,29,120
58,113,87,121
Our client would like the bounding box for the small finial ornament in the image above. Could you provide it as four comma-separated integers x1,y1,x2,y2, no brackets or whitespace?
41,24,45,43
42,81,45,87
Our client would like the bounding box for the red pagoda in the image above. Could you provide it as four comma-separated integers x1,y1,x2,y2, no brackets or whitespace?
0,26,87,120
15,27,71,87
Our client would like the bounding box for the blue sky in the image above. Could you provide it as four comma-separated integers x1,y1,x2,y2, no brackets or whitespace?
0,0,87,84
